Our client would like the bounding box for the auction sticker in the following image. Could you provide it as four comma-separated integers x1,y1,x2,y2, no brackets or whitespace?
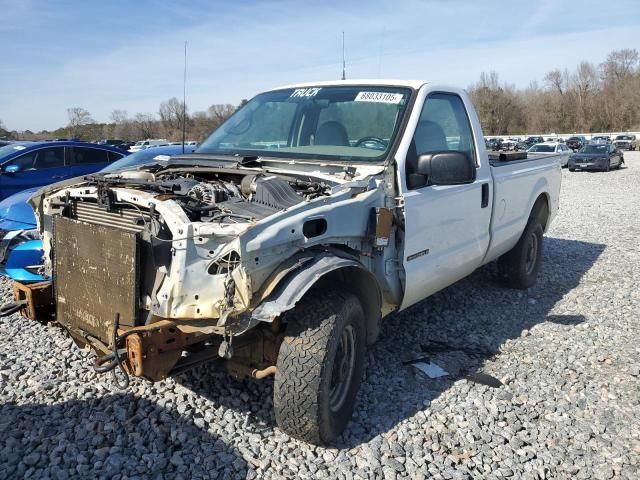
355,91,403,104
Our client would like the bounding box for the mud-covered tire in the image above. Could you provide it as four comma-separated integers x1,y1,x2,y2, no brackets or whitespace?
498,217,544,289
274,291,366,445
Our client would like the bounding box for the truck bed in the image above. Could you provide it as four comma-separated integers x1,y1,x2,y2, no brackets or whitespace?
483,152,562,265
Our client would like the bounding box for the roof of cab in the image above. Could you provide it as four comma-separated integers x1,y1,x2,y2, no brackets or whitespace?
269,79,429,91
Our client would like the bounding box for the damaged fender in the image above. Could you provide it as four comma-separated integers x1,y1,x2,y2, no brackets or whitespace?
251,252,382,343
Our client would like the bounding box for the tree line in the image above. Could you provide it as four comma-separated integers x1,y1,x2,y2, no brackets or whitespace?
468,49,640,135
2,99,246,142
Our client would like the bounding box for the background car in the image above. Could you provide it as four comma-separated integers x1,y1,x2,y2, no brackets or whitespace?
566,136,588,151
568,144,623,172
612,134,636,151
0,145,194,282
96,139,134,151
527,142,572,167
486,138,503,151
0,141,127,200
525,136,544,147
591,135,611,144
128,139,169,152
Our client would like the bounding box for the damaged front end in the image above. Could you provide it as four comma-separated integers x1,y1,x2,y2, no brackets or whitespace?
12,159,397,383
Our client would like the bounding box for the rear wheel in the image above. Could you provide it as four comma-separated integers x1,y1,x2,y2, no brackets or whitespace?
274,291,366,445
498,216,544,289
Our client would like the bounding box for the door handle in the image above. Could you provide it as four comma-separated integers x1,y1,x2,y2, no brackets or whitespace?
481,183,489,208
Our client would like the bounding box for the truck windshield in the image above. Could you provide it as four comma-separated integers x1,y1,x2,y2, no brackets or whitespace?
196,86,412,163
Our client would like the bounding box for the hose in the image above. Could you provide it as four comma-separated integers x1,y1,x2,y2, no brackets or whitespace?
111,313,130,390
91,313,130,389
0,300,28,317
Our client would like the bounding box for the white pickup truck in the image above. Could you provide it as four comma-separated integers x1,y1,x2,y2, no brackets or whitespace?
19,80,561,445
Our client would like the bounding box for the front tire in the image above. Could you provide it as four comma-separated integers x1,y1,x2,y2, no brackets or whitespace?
498,217,544,289
274,291,366,445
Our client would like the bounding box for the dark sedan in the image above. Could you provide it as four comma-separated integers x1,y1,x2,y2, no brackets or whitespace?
568,144,624,172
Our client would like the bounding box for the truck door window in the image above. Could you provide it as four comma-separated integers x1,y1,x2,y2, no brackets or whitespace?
412,93,476,163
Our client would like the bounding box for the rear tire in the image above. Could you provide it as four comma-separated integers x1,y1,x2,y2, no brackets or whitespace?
569,168,575,172
498,217,544,289
274,291,366,445
604,160,610,172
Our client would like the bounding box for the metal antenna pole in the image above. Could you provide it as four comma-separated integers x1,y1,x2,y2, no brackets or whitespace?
182,41,187,154
341,31,346,80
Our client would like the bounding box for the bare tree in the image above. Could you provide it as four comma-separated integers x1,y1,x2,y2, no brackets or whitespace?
133,113,158,139
601,49,639,81
110,109,135,140
159,97,189,138
468,71,524,135
208,104,235,124
110,109,129,124
67,107,94,137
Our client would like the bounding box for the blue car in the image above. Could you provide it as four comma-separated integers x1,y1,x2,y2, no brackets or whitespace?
0,141,128,201
0,145,194,282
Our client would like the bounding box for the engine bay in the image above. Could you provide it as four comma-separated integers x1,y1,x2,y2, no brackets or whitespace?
88,168,333,222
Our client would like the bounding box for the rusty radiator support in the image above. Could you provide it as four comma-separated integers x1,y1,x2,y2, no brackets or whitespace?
11,281,55,322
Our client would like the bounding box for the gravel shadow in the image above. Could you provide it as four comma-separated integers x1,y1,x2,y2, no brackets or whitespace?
174,236,605,448
0,393,249,478
336,236,606,447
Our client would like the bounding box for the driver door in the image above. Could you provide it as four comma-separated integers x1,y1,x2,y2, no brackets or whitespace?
400,91,492,309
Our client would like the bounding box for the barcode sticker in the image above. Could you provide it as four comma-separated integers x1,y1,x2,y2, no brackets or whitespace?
354,91,403,104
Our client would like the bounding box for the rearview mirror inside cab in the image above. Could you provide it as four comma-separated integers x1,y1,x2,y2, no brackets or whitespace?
407,152,475,189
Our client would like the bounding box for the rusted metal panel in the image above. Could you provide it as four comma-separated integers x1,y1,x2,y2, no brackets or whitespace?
12,281,55,322
54,216,139,341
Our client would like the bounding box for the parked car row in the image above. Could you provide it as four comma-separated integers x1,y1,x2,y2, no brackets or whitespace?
485,133,637,153
524,141,625,172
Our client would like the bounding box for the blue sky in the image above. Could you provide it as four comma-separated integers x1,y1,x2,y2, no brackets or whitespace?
1,0,639,131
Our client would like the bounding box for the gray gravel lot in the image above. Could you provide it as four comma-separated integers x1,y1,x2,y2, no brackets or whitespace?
1,153,639,479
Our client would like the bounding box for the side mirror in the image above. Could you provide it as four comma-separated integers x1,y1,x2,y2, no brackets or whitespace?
4,164,20,174
407,151,475,189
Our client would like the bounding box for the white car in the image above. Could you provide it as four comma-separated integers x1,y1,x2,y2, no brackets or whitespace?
528,142,572,167
128,139,169,153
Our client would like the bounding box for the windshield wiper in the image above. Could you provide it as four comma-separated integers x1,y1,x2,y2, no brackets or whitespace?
237,155,261,167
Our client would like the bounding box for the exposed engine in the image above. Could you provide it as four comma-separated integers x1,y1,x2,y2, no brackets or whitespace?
92,169,332,223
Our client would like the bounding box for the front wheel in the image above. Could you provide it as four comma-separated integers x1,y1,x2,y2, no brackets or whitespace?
274,291,366,445
498,217,544,289
604,160,611,172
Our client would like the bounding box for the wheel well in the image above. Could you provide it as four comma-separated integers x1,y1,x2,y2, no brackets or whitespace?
315,267,382,344
530,193,550,230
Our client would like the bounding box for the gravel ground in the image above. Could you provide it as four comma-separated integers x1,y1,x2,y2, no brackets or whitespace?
1,153,639,479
